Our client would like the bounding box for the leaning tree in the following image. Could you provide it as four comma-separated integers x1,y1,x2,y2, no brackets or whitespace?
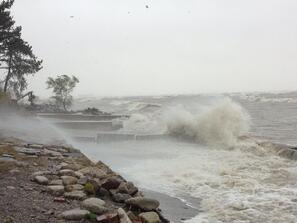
0,0,42,100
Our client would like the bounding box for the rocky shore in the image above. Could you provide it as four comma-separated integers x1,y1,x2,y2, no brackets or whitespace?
0,137,169,223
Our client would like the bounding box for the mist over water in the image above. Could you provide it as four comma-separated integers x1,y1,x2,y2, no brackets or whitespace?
0,107,66,144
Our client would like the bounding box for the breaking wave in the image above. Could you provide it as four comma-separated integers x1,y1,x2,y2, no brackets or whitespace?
166,98,250,147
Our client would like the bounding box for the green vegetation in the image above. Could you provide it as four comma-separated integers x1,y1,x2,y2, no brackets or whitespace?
46,75,79,111
84,182,95,195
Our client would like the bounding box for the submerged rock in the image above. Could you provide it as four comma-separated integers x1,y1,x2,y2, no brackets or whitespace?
61,209,90,220
126,197,160,211
82,197,108,214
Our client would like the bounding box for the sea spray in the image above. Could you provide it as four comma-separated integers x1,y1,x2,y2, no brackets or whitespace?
166,98,250,147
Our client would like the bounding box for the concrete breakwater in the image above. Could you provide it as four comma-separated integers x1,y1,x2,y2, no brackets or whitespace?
38,113,130,121
38,113,170,143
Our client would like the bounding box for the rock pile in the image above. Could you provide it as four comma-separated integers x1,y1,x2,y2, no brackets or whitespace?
0,140,168,223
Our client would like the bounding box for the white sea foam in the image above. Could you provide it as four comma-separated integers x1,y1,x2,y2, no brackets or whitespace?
166,98,250,147
121,140,297,223
122,113,165,134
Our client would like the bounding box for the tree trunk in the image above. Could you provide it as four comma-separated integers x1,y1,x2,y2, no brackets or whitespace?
3,53,12,93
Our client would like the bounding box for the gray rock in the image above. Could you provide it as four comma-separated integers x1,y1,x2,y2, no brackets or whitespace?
42,149,62,157
49,179,63,185
112,193,131,203
101,177,121,190
118,182,138,195
9,169,20,174
61,163,82,171
61,176,78,185
127,211,137,221
2,154,14,158
77,177,89,185
47,185,64,196
34,175,49,185
78,167,106,178
125,197,160,211
64,190,86,200
65,184,84,192
82,197,107,214
139,212,161,223
32,171,51,176
15,147,40,156
118,208,132,223
74,171,84,179
0,156,16,162
97,187,110,197
28,144,44,149
59,169,76,177
61,209,89,220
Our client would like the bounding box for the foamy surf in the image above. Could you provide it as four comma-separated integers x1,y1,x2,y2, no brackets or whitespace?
119,139,297,223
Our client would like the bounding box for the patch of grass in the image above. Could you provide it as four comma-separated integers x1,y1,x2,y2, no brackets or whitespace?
84,182,95,195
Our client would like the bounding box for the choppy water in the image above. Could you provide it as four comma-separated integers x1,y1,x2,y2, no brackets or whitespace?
72,92,297,223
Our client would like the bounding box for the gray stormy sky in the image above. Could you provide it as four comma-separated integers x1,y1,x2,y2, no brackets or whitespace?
12,0,297,97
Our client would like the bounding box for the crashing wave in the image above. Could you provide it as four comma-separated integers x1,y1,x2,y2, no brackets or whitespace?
166,98,250,147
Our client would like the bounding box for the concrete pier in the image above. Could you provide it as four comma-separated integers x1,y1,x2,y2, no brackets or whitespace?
96,132,170,142
55,121,123,131
38,113,129,121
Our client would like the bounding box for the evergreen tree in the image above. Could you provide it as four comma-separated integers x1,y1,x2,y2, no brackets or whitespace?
0,0,42,99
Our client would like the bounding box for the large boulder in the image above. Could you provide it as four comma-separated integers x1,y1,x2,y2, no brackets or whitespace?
139,212,161,223
61,176,78,185
125,197,160,211
61,209,89,220
82,198,108,214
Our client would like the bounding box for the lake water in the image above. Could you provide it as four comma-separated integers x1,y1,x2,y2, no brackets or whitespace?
70,92,297,223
